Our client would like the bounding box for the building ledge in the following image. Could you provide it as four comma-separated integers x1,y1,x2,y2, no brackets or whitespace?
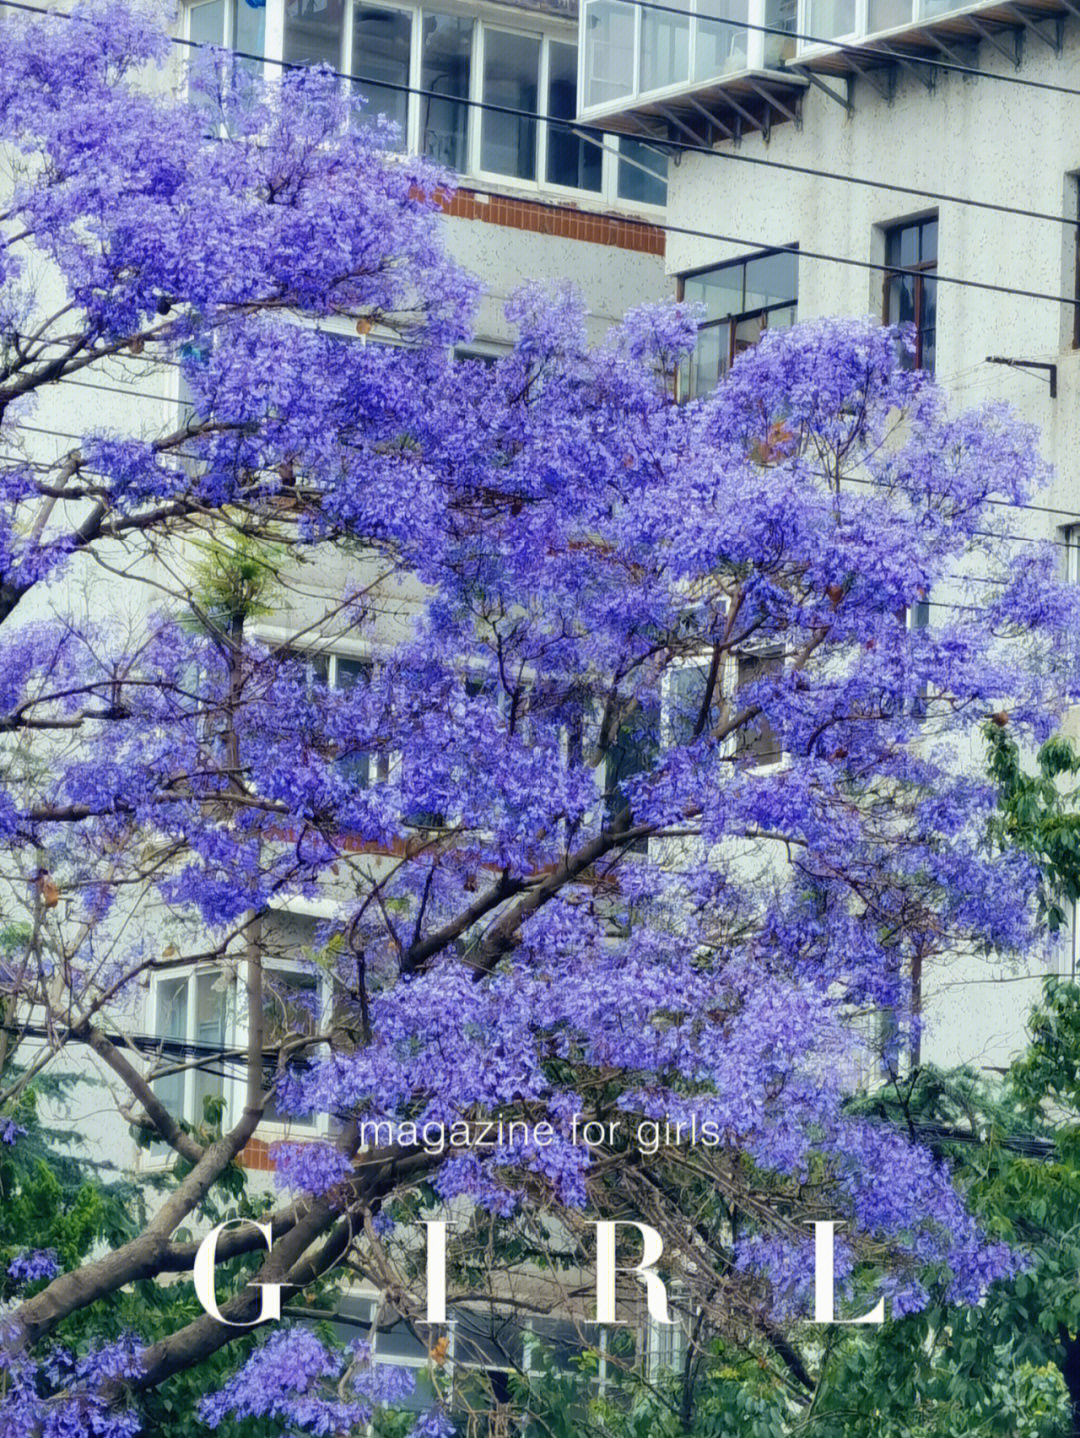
787,0,1070,80
579,67,810,142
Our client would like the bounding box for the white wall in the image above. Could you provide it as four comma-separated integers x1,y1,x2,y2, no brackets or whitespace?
666,43,1080,1068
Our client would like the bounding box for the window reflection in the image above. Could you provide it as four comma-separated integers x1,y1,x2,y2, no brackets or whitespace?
421,13,472,171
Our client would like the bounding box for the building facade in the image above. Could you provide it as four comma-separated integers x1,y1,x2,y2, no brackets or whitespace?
578,0,1080,1071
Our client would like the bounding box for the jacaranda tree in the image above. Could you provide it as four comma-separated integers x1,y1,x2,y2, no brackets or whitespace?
1,3,1078,1432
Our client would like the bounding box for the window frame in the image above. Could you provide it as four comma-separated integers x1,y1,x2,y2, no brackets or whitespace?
677,245,799,399
277,639,393,789
145,964,234,1152
662,645,786,770
882,215,938,374
184,0,667,212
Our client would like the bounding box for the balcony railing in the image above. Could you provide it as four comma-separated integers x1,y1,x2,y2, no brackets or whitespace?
580,0,798,118
579,0,1069,136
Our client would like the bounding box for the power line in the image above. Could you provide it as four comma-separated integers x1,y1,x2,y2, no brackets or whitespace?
617,0,1080,98
1,0,1079,242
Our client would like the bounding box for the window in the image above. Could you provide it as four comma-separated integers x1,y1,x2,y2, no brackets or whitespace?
261,967,322,1128
617,138,668,207
695,0,750,80
481,30,540,180
1072,175,1080,350
664,647,782,766
421,12,473,170
883,216,937,373
352,6,412,142
190,0,266,58
546,40,602,193
582,0,636,109
804,0,857,40
286,647,390,787
604,699,659,850
257,909,335,1133
735,649,782,765
187,1,666,206
905,595,930,719
1065,524,1080,586
679,248,798,399
150,969,229,1136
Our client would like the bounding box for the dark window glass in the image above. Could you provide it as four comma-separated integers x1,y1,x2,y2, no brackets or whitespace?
735,650,782,765
481,30,540,179
617,138,668,206
262,968,320,1127
605,700,659,851
884,217,937,373
352,6,411,144
668,662,711,746
334,657,383,787
284,0,345,68
546,41,602,192
679,249,798,398
421,13,472,171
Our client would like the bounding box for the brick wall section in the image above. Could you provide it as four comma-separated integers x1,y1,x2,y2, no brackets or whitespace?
440,188,666,256
239,1136,276,1172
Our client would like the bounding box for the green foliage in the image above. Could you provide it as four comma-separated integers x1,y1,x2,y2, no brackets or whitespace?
985,722,1080,932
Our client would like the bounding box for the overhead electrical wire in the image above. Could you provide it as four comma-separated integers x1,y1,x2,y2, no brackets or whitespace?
2,4,1080,540
2,0,1080,238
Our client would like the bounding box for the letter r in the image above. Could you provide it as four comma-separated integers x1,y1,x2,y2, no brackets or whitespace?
595,1221,672,1325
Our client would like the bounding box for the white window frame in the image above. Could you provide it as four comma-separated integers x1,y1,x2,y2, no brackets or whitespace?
183,0,667,213
144,964,235,1151
250,899,339,1139
662,647,787,771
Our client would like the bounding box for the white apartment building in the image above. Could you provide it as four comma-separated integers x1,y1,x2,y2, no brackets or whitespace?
184,0,670,347
577,0,1080,1071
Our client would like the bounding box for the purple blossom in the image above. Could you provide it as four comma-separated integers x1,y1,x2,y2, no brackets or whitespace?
7,1250,60,1286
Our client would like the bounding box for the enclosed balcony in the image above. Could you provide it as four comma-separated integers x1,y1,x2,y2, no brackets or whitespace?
578,0,807,140
794,0,1070,78
579,0,1074,140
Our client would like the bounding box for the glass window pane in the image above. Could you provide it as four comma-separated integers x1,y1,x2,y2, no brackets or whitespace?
263,970,320,1126
617,138,667,206
233,0,266,57
640,7,690,92
284,0,345,68
352,6,411,144
190,0,225,46
886,271,915,327
153,977,189,1125
335,657,372,689
669,663,710,744
867,0,913,28
743,250,797,311
733,311,765,361
695,0,750,81
684,265,744,321
583,0,635,109
421,13,472,171
806,0,857,38
683,322,726,398
763,0,798,66
920,218,938,262
481,30,540,179
546,41,602,191
192,972,226,1122
736,651,781,763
